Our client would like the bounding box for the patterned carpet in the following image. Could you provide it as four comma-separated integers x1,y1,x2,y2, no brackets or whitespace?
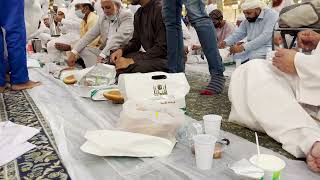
0,91,70,180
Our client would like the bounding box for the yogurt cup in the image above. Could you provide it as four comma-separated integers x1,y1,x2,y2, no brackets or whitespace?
250,154,286,180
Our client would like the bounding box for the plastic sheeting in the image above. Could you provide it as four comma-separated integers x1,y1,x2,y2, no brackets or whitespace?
27,69,320,180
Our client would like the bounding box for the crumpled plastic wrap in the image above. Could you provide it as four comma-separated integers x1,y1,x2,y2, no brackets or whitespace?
73,63,116,98
228,159,264,179
116,100,185,143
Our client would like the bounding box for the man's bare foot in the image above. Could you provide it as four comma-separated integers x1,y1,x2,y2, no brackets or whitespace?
307,141,320,173
11,81,41,91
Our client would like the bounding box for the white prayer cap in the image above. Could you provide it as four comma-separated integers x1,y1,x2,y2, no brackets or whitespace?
72,0,92,5
206,4,217,14
57,7,68,15
42,15,49,20
241,0,267,10
101,0,122,6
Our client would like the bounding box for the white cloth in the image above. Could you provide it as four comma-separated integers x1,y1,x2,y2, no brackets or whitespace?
25,0,42,38
47,33,80,61
229,43,320,158
94,0,103,15
128,4,141,14
271,0,294,13
38,0,49,17
206,4,217,14
241,0,267,10
78,47,101,67
0,121,39,166
28,22,50,40
81,130,175,157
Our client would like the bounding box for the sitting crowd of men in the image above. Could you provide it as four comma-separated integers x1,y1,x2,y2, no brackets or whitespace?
3,0,320,173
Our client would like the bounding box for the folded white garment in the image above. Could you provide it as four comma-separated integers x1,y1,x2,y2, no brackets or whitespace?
0,121,39,166
81,130,175,157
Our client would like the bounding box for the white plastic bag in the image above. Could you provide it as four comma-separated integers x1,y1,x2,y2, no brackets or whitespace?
80,100,185,157
118,72,190,109
73,63,116,97
116,100,185,142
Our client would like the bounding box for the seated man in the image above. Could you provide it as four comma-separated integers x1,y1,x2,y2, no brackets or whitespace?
110,0,168,74
27,16,50,41
47,5,82,61
209,9,236,43
219,0,278,62
228,29,320,173
54,0,100,63
67,0,134,68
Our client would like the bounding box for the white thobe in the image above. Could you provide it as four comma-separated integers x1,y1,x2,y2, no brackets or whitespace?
228,43,320,158
47,4,82,62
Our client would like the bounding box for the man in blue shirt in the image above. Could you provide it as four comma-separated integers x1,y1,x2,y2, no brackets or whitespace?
219,0,278,62
0,0,41,92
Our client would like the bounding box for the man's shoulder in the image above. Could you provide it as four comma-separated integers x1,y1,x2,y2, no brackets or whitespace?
119,8,134,19
264,8,279,18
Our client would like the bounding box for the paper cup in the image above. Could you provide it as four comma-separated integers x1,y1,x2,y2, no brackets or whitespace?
203,115,222,138
266,50,276,61
193,134,217,170
250,154,286,180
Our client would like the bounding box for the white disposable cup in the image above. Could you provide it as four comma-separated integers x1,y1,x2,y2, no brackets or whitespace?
203,115,222,138
250,154,286,180
193,134,217,170
266,50,276,61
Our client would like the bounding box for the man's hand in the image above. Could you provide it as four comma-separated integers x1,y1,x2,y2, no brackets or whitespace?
192,44,202,51
55,43,71,51
97,56,105,63
54,15,63,23
115,57,134,70
298,29,320,52
272,48,298,75
230,44,244,55
218,41,227,49
110,49,123,64
67,52,77,67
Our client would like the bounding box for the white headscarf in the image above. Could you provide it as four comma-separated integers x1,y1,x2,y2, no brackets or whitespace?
241,0,267,10
206,4,217,14
57,7,68,15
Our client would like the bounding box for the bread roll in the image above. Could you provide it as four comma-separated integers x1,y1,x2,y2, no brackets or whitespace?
103,90,124,104
63,75,77,84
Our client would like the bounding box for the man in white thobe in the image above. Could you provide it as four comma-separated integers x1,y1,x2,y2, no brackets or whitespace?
46,5,82,62
67,0,134,68
228,29,320,173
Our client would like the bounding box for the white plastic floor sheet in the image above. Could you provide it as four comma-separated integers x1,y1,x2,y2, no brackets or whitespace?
27,69,319,180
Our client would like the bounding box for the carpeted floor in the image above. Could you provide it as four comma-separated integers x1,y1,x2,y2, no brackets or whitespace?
185,74,296,159
0,91,71,180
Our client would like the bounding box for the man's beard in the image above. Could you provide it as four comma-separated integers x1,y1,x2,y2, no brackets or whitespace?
131,0,140,5
246,16,258,23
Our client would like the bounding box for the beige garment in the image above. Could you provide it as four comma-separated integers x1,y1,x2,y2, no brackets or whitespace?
80,12,101,48
228,43,320,158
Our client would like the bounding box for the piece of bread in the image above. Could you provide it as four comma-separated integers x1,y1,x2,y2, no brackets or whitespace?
103,90,124,104
63,75,77,84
